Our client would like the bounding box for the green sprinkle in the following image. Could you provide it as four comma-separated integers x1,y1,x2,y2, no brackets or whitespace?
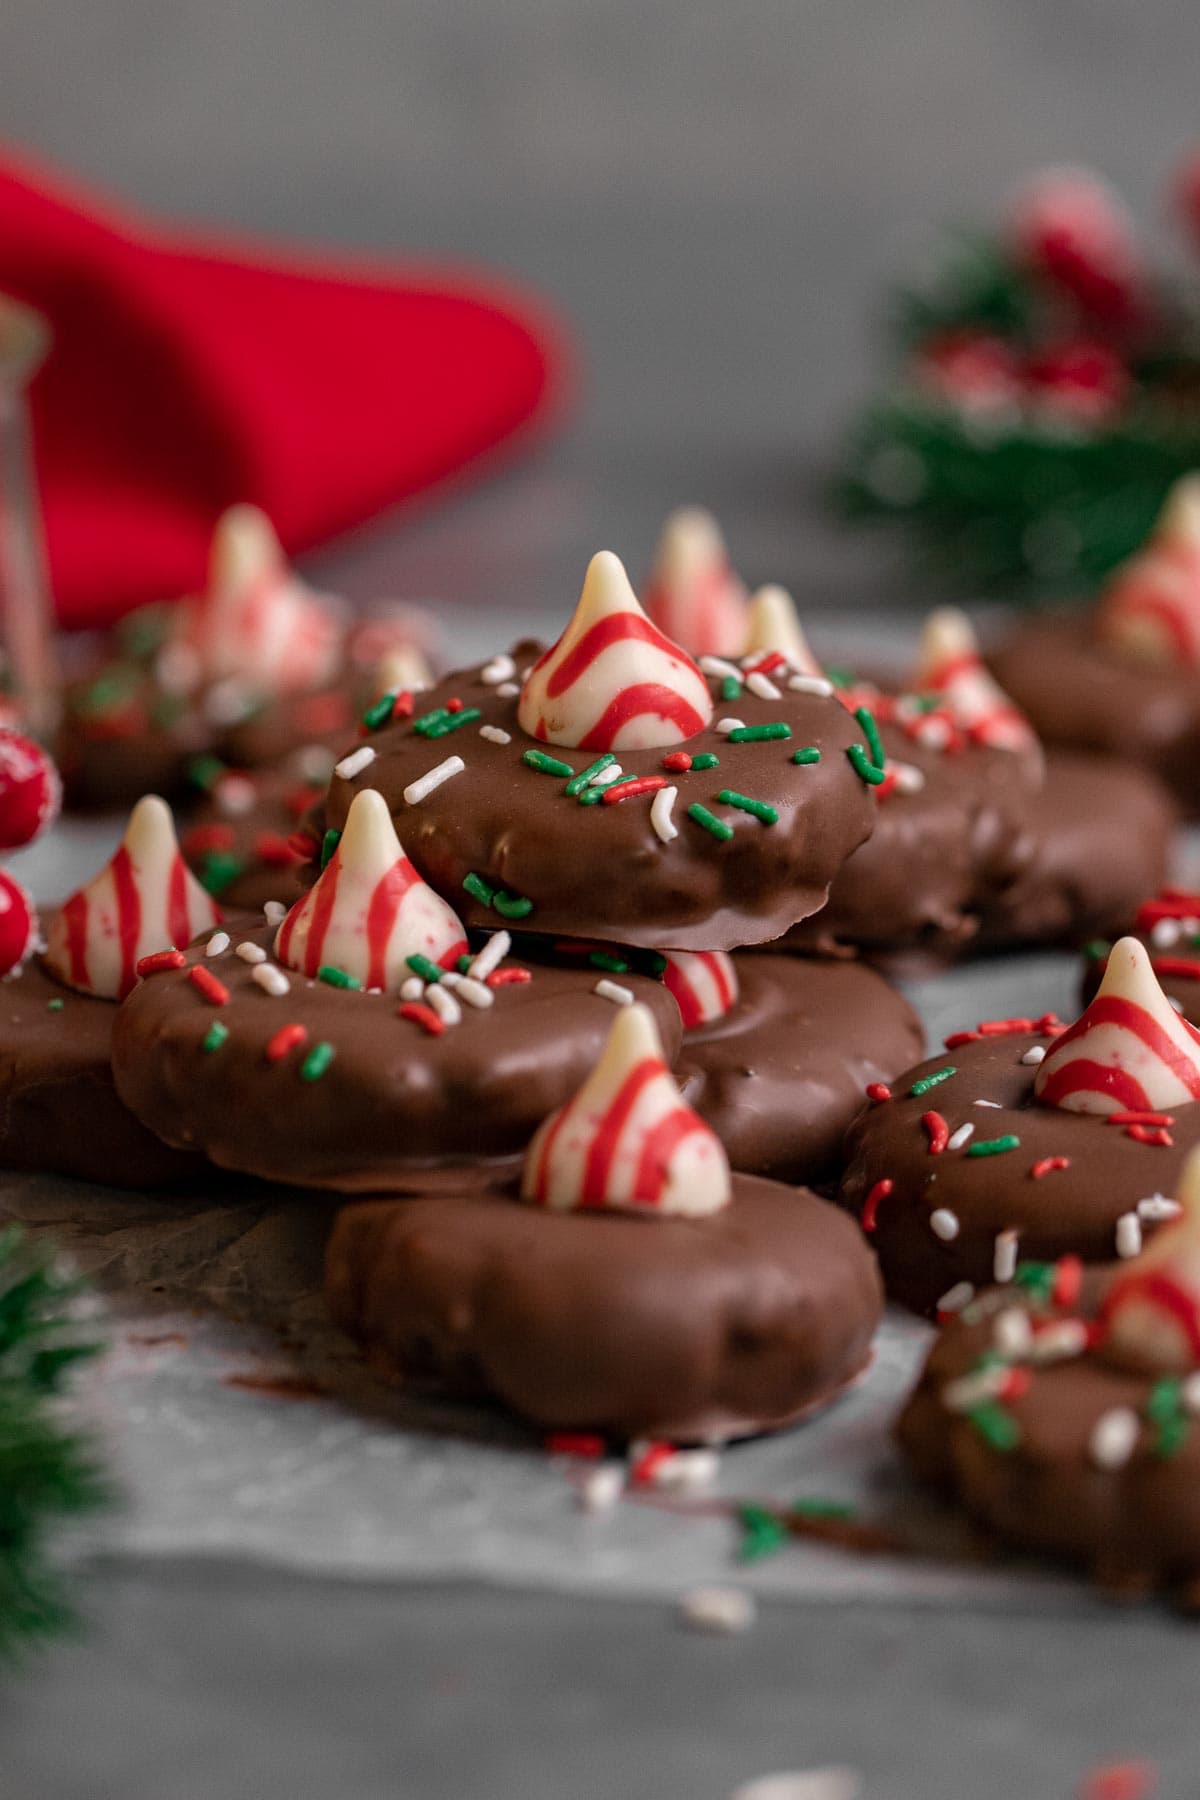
493,891,534,920
847,744,887,785
638,951,668,977
423,708,482,737
737,1504,789,1563
116,604,168,658
691,752,720,770
463,872,496,907
790,1497,856,1521
79,668,140,716
456,955,473,974
1014,1261,1055,1303
910,1066,955,1096
300,1040,336,1083
854,704,886,770
320,828,341,871
718,788,778,825
186,754,227,793
198,851,245,897
1154,1415,1190,1460
792,746,821,765
523,749,574,777
1147,1377,1183,1427
202,1021,229,1054
589,951,629,974
825,665,855,690
968,1401,1020,1452
46,998,64,1012
727,722,791,743
1084,939,1111,962
687,802,734,842
406,953,445,984
317,964,362,991
720,675,742,701
577,788,604,806
413,707,451,736
966,1134,1021,1158
362,690,398,732
565,754,615,797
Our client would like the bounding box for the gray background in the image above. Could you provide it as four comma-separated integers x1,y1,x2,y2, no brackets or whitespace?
6,3,1200,1796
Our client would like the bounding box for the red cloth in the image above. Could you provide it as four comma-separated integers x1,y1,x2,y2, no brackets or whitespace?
0,149,570,627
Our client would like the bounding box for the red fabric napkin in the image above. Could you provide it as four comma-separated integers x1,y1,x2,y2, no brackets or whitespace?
0,149,570,627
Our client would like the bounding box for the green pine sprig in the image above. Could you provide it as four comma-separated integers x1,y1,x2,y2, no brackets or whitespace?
0,1226,107,1657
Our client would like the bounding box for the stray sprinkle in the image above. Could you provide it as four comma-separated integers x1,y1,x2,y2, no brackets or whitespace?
335,745,377,781
206,931,231,958
792,746,821,764
595,979,635,1006
479,725,512,745
930,1209,960,1241
300,1041,336,1082
687,802,734,843
718,789,778,825
788,673,834,696
252,963,290,998
910,1066,955,1096
237,941,268,964
967,1134,1021,1158
404,755,465,806
746,671,781,701
1116,1212,1143,1259
651,785,678,843
947,1122,975,1151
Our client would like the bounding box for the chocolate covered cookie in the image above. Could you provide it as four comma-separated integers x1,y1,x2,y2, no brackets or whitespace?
181,752,335,912
1081,888,1200,1023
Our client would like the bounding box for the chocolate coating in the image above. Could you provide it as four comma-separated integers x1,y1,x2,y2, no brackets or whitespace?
678,955,923,1185
839,1032,1197,1316
989,613,1200,815
898,1274,1200,1605
314,643,877,951
0,941,200,1188
112,926,683,1191
325,1173,883,1442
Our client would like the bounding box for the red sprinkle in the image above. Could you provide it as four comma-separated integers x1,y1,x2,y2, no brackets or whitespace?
287,831,321,862
861,1177,894,1233
188,965,229,1006
136,948,187,978
445,696,464,713
978,1016,1035,1035
1106,1111,1175,1127
865,1082,891,1104
1052,1255,1084,1309
182,823,235,858
874,766,899,801
744,650,787,677
1080,1759,1159,1800
1150,956,1200,980
399,1000,445,1036
285,785,322,818
545,1432,606,1459
629,1442,675,1485
1030,1155,1070,1179
256,831,302,867
1136,889,1200,931
999,1367,1032,1403
922,1110,949,1155
266,1023,309,1063
487,966,533,987
392,690,415,720
1125,1124,1173,1146
944,1030,981,1049
661,751,692,773
601,775,668,805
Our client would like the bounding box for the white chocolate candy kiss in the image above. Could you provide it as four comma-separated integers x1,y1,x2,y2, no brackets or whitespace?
522,1001,732,1216
1101,1144,1200,1376
43,795,219,1000
663,950,739,1029
643,506,747,658
519,551,714,751
912,606,1039,755
740,585,824,678
1035,936,1200,1115
1097,474,1200,670
274,788,467,991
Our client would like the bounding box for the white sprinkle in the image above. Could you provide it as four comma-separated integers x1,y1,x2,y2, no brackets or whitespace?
403,755,465,806
993,1307,1033,1359
936,1281,975,1315
263,901,288,928
680,1586,756,1636
1020,1045,1046,1065
589,763,624,789
205,931,230,958
1028,1319,1089,1365
237,941,268,964
942,1367,1008,1412
947,1122,974,1151
427,983,461,1027
993,1228,1019,1284
595,979,635,1006
480,653,516,686
1170,996,1185,1015
155,642,202,695
731,1765,862,1800
1182,1371,1200,1415
1151,918,1182,948
788,674,834,697
1089,1407,1140,1472
578,1464,624,1513
930,1208,960,1241
716,717,745,735
746,670,781,701
1138,1193,1181,1223
648,1448,719,1491
651,784,678,844
468,932,511,983
204,677,254,726
399,976,425,1002
974,1099,1002,1109
291,743,336,784
892,760,926,794
496,681,520,698
215,774,257,818
334,745,377,781
479,725,512,745
452,976,493,1009
913,715,952,751
252,963,290,997
699,656,743,683
1115,1212,1143,1259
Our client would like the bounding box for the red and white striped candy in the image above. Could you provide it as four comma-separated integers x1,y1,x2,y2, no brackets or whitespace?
0,868,38,979
662,950,739,1029
43,795,220,1000
274,788,467,991
644,507,747,658
170,505,343,695
740,586,825,679
519,551,713,751
1097,476,1200,670
522,1001,732,1217
0,731,60,850
911,607,1039,755
1101,1144,1200,1375
1035,936,1200,1116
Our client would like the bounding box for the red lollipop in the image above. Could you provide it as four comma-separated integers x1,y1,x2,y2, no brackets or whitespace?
0,731,61,850
0,867,38,978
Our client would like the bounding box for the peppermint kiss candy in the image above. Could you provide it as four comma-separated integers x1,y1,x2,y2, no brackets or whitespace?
740,585,825,679
0,868,38,978
275,787,467,990
521,1001,732,1217
911,607,1039,755
519,551,714,751
662,950,739,1029
1036,935,1200,1115
1101,1144,1200,1376
169,504,342,696
0,731,61,850
43,795,220,1000
1096,476,1200,670
643,506,747,658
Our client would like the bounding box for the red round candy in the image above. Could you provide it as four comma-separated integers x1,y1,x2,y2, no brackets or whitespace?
0,868,38,978
0,732,61,850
